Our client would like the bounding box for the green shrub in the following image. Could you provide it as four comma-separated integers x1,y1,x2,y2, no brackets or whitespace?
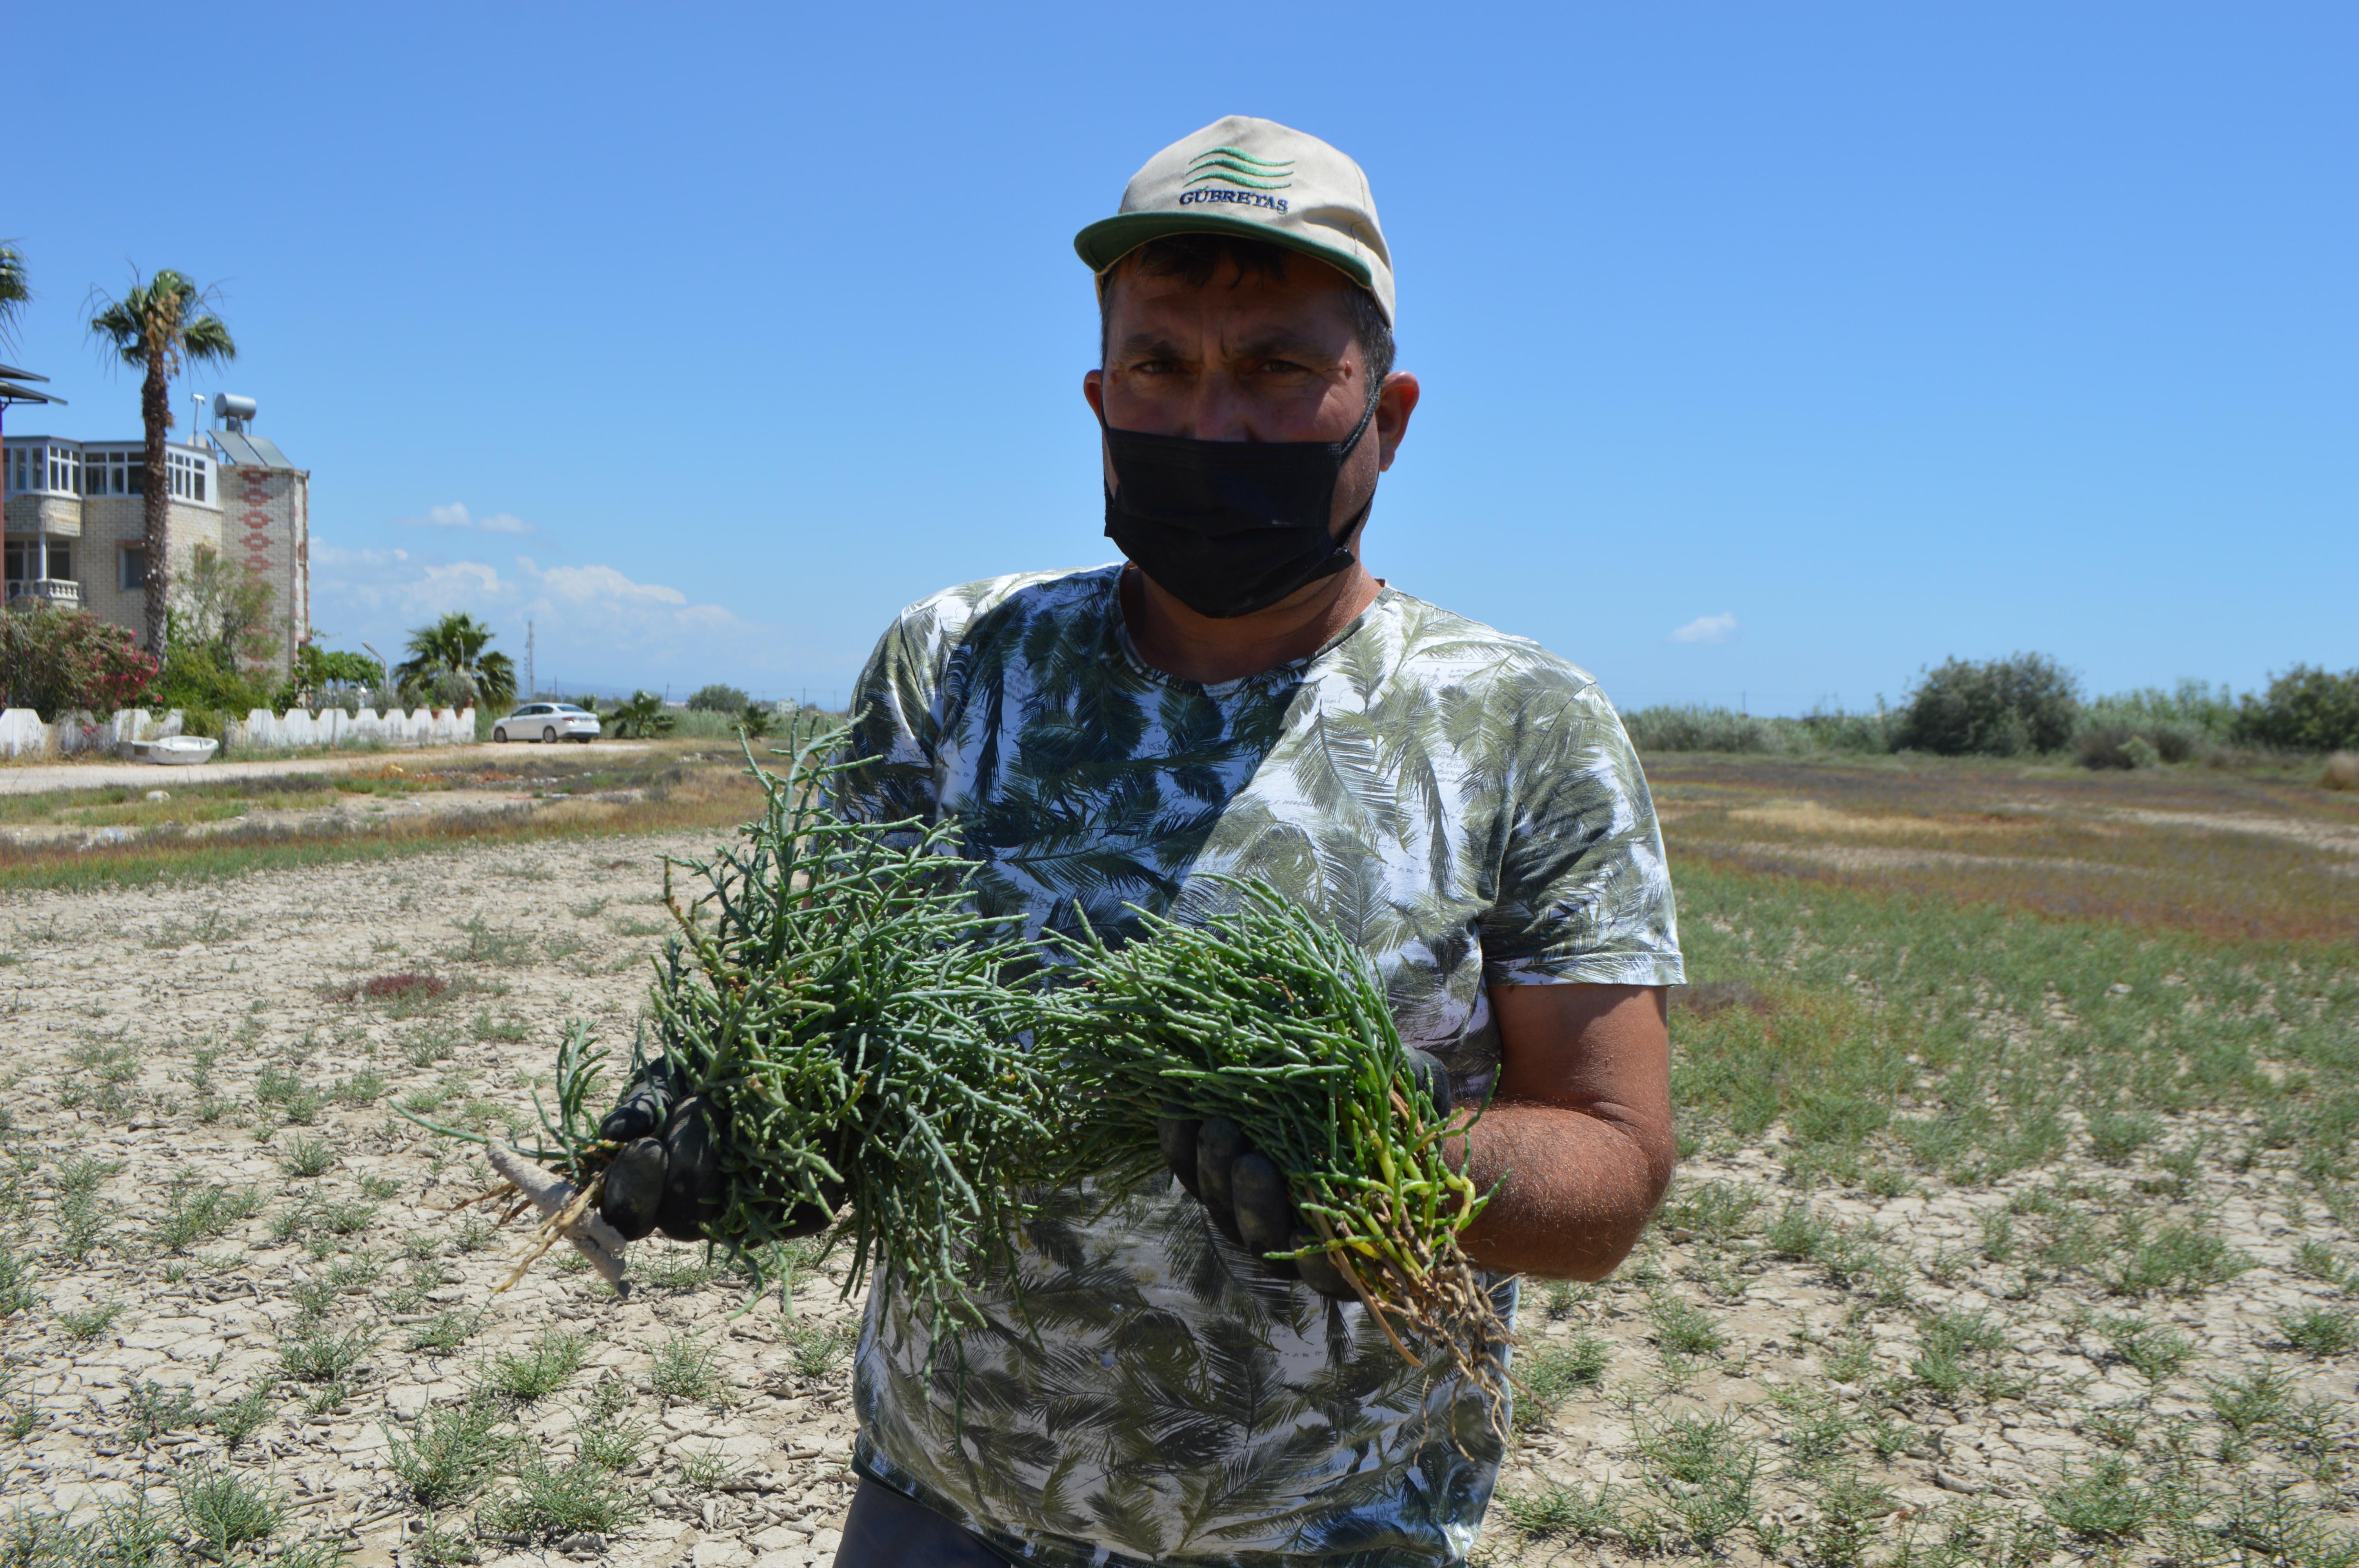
275,643,382,711
0,605,159,719
149,641,277,737
602,690,675,739
1622,704,1897,756
1895,653,2081,756
2083,679,2237,739
2074,721,2202,769
1791,707,1899,752
1623,706,1784,754
685,683,750,712
2232,665,2359,753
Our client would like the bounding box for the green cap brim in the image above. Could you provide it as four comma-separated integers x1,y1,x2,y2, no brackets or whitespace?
1073,212,1376,294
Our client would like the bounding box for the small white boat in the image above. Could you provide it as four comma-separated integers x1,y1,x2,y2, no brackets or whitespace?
140,736,220,766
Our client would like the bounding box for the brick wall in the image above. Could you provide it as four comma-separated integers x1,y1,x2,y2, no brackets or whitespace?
77,497,226,643
218,461,310,675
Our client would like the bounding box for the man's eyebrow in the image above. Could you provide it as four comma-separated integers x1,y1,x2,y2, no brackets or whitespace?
1110,328,1351,367
1227,328,1346,366
1112,332,1190,363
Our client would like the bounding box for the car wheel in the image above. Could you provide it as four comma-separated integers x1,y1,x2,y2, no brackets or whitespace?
493,727,508,742
543,726,558,743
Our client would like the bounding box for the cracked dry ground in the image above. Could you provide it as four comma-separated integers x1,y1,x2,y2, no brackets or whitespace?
2,773,2355,1568
2,833,865,1568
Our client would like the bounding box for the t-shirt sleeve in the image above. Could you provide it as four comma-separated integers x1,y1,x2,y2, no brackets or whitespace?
1478,683,1684,987
829,606,949,827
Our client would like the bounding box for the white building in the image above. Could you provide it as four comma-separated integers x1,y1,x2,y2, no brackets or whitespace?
2,400,310,673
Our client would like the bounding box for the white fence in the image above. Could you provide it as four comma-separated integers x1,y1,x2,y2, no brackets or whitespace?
0,706,478,760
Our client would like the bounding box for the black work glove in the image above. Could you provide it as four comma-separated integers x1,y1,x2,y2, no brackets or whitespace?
1160,1047,1452,1301
594,1056,839,1245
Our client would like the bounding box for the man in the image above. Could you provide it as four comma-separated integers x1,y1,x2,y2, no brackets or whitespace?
615,116,1681,1566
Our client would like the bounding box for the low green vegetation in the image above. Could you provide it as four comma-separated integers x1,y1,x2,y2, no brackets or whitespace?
149,1176,264,1252
476,1329,589,1402
387,1397,518,1506
647,1331,723,1403
474,1456,640,1541
1626,656,2359,767
1480,810,2355,1567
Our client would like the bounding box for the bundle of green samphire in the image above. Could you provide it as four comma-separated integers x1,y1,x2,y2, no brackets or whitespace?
465,728,1505,1390
1040,880,1507,1400
448,723,1054,1343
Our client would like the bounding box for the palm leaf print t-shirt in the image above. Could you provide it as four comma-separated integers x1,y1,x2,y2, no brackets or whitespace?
833,564,1683,1568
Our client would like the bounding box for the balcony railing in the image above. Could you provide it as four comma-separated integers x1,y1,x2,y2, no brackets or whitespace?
5,579,82,608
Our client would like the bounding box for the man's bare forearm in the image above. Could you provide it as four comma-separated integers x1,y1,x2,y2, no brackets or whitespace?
1451,983,1677,1279
1454,1100,1674,1278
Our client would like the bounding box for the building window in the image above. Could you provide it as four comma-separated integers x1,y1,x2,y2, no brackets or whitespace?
4,541,29,583
167,449,209,501
80,449,139,496
46,543,70,581
120,545,145,591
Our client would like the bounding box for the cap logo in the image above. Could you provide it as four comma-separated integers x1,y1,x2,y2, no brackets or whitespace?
1177,146,1293,213
1184,147,1294,191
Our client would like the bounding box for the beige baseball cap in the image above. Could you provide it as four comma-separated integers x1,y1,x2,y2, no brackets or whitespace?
1074,115,1396,324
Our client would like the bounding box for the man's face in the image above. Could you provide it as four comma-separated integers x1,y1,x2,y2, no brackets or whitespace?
1085,251,1411,545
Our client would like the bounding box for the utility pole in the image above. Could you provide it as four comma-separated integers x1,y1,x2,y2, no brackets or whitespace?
526,621,536,702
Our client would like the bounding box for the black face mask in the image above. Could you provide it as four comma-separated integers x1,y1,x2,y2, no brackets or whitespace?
1100,396,1377,620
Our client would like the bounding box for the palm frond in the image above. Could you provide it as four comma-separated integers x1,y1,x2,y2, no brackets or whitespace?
0,243,28,343
86,269,234,372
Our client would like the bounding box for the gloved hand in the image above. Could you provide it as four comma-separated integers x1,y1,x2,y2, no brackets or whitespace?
594,1056,839,1244
1160,1048,1451,1301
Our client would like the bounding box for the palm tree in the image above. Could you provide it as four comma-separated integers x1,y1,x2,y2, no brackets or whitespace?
0,243,28,343
393,612,517,712
87,270,235,657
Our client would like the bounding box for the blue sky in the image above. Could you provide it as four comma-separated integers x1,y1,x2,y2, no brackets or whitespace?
7,3,2352,712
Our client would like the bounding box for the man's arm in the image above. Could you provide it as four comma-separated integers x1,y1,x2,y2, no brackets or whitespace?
1454,982,1675,1280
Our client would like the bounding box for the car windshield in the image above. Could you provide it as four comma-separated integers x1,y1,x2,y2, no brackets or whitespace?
554,704,587,713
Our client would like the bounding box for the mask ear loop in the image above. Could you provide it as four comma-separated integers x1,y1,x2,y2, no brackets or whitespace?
1326,374,1387,553
1335,375,1383,458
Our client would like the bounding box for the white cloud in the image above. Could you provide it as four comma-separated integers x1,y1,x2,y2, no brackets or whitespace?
1671,612,1738,645
395,502,537,536
310,543,798,688
533,561,689,606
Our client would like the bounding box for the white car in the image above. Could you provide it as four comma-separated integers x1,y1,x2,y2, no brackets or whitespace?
492,702,601,744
